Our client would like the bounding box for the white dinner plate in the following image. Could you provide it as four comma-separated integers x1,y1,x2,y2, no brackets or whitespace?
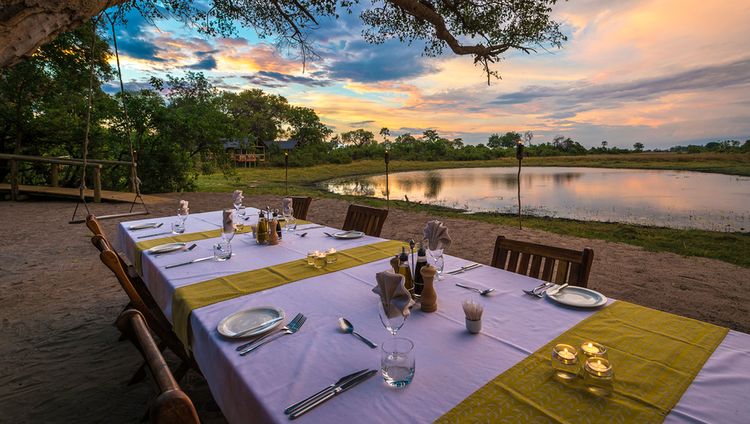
217,307,284,338
147,242,186,254
546,286,607,308
129,222,160,230
333,230,365,239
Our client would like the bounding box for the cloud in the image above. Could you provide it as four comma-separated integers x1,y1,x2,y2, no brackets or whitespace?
241,71,332,87
324,40,436,82
185,56,218,70
350,120,375,126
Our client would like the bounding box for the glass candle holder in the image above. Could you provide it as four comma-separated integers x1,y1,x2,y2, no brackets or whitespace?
313,252,327,269
325,248,338,264
307,250,319,266
580,341,607,359
583,357,614,395
551,344,579,380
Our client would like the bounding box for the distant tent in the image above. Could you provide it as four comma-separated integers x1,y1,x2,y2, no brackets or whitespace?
261,140,299,151
222,137,266,167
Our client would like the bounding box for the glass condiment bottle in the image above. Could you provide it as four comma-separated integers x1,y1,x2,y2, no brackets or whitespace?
256,211,268,244
398,247,414,296
273,209,282,239
413,244,427,296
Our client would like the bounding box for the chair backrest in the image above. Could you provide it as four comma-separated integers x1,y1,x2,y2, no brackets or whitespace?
341,204,388,237
116,309,200,424
291,196,312,220
92,235,191,362
86,214,106,237
490,236,594,287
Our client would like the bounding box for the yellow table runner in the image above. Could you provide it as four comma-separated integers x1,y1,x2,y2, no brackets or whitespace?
438,301,728,423
133,220,309,273
172,239,406,346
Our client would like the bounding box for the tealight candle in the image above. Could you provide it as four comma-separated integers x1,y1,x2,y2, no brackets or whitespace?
307,250,320,266
580,341,607,359
313,252,327,269
551,344,579,380
325,248,338,264
583,357,614,395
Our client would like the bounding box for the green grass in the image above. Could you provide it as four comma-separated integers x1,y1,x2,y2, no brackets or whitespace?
195,152,750,268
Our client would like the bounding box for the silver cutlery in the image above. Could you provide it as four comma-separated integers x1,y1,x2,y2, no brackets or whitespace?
129,222,162,231
137,230,173,239
298,225,324,230
546,283,569,297
284,369,369,415
239,314,307,355
229,316,284,338
153,243,197,257
455,283,495,296
234,313,305,352
296,232,308,237
323,232,333,237
446,263,482,275
288,370,377,419
522,282,555,298
338,317,377,349
164,255,215,269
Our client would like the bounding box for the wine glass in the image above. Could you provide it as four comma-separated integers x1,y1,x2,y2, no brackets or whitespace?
427,247,445,280
282,200,296,232
222,225,236,243
377,298,407,336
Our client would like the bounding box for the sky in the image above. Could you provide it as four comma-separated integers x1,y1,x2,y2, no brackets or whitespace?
106,0,750,149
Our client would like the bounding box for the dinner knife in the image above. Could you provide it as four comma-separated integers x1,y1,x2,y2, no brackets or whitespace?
288,370,377,420
129,222,162,231
165,255,214,269
446,263,481,274
284,369,369,415
231,316,284,338
137,230,172,239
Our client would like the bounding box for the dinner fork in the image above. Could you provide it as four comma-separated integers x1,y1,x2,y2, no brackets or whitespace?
235,313,303,352
239,315,307,356
522,282,554,298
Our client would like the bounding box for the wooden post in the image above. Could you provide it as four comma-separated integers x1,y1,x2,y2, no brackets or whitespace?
130,150,138,193
10,159,19,201
50,163,59,187
284,151,289,195
384,150,390,209
93,165,102,203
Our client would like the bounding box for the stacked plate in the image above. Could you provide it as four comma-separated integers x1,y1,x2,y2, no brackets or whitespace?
331,230,364,239
218,307,285,338
545,286,607,308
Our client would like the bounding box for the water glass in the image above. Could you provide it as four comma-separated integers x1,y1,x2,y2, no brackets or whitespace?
313,252,327,269
237,205,246,219
381,338,415,388
428,248,445,280
213,241,232,261
171,221,185,234
285,215,297,232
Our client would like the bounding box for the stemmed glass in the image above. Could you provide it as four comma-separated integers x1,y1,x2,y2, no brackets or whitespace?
282,201,296,232
173,207,188,234
222,225,236,243
377,298,407,336
428,247,445,280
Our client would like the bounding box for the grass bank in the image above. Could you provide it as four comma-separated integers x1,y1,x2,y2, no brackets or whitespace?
195,152,750,268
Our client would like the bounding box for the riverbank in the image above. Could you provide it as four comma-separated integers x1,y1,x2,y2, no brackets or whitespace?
195,153,750,268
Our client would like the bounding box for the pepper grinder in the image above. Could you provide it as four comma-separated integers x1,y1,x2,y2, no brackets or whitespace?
268,219,280,245
420,265,437,312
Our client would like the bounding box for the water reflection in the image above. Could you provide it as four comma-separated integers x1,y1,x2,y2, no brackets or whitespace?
322,167,750,232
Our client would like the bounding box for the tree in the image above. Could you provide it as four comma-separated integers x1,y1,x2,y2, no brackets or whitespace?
422,129,442,143
1,1,567,83
488,131,521,148
286,106,332,146
340,129,375,147
633,142,644,152
601,140,608,149
224,88,289,145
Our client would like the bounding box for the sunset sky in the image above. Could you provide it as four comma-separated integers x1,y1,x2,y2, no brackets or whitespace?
107,0,750,148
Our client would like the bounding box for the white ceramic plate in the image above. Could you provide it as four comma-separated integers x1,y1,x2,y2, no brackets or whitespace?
147,242,186,254
333,230,365,239
217,307,284,338
546,286,607,308
129,222,160,230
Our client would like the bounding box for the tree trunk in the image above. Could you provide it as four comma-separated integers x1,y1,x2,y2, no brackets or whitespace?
0,0,126,68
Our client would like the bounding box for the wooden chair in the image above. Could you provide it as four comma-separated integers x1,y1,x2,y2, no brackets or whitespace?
342,204,388,237
85,214,142,281
291,196,312,220
116,309,200,424
490,236,594,287
92,235,199,383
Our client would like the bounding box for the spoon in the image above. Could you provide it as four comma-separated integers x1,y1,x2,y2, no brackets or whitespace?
455,283,495,296
338,318,377,349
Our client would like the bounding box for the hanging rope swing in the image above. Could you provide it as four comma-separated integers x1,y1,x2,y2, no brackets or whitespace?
69,12,149,224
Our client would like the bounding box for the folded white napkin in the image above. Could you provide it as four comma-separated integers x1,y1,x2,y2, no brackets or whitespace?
372,270,415,318
223,209,234,233
282,197,293,214
178,200,189,215
423,220,452,251
232,190,243,205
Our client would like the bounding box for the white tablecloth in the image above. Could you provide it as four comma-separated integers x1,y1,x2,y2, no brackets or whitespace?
118,211,750,423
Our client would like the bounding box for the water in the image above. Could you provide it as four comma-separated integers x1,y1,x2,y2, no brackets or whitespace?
381,363,415,387
321,167,750,232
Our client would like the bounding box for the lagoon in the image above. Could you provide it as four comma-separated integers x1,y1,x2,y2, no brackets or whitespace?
321,167,750,232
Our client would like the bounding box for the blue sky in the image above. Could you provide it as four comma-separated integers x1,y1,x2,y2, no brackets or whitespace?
105,1,750,148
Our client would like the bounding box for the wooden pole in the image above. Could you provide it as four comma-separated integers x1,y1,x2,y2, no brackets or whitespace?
284,151,289,195
384,150,390,209
93,165,102,203
50,163,59,187
10,159,19,201
516,140,524,230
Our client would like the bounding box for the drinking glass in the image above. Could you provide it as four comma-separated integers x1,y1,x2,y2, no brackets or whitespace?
237,205,247,220
177,208,188,225
213,241,232,261
377,298,406,336
381,338,415,388
313,252,327,269
285,214,297,232
428,248,445,280
307,250,319,266
325,248,338,264
171,222,185,234
222,226,236,243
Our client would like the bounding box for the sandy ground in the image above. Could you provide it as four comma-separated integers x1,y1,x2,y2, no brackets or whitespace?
1,193,748,423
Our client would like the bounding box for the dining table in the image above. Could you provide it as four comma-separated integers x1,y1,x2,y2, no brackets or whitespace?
117,208,750,423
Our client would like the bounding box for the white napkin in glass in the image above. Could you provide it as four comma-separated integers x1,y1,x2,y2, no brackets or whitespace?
232,190,243,205
423,220,452,251
178,200,189,215
223,209,234,233
372,270,415,318
282,197,293,214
